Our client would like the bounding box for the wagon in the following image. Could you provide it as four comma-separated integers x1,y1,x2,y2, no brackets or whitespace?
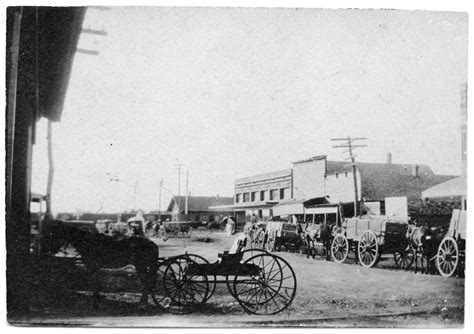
435,209,466,277
265,221,303,253
127,216,147,236
152,247,297,315
157,221,193,240
95,219,113,234
331,215,411,268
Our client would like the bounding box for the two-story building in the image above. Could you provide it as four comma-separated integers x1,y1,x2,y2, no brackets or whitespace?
232,155,456,221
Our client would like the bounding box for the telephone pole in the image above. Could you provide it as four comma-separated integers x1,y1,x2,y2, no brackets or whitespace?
185,170,189,216
174,162,184,221
158,177,163,221
331,136,367,217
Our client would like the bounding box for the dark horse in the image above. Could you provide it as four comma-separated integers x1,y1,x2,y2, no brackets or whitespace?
41,220,159,308
407,221,449,274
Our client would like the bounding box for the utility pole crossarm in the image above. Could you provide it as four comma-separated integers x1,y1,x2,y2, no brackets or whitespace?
332,145,368,148
330,136,368,218
331,137,367,141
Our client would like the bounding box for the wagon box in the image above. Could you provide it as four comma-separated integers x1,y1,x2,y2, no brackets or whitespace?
336,215,410,268
343,215,408,245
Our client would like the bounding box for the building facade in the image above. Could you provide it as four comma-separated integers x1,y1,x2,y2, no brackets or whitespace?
233,155,456,220
234,169,292,219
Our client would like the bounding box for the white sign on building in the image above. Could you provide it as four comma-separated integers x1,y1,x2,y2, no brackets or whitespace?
385,196,408,218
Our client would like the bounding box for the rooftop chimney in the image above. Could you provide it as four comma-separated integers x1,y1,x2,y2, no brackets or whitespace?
412,165,420,177
387,152,392,164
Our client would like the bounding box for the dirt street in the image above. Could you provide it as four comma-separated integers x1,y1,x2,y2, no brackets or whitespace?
10,230,464,327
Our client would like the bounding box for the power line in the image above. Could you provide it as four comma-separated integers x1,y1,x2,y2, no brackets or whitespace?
331,136,368,217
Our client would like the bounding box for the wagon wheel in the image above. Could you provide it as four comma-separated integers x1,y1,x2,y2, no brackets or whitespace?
393,248,414,270
161,255,209,313
331,233,349,263
265,231,276,252
436,236,459,277
358,230,379,268
232,253,296,315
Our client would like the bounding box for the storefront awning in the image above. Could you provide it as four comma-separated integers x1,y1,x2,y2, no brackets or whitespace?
272,200,306,216
209,202,277,211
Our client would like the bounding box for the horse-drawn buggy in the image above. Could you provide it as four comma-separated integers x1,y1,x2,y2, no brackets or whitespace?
155,246,297,315
41,220,297,315
332,215,412,268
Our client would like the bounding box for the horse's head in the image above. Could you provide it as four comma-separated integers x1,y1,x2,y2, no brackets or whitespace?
41,220,70,254
406,219,419,239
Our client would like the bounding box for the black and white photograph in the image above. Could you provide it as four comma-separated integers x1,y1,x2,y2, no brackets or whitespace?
4,0,470,328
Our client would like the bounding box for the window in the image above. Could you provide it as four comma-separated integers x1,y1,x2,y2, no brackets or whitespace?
280,188,288,200
243,193,250,202
270,189,278,201
314,214,325,224
326,213,337,225
260,190,266,201
235,194,241,203
251,191,257,202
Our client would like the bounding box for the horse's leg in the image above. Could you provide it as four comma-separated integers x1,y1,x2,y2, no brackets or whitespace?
421,253,426,274
90,267,101,309
413,248,418,273
136,262,158,309
325,239,331,261
307,237,313,258
135,264,149,309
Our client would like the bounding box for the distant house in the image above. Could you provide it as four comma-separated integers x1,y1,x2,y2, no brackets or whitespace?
166,195,234,223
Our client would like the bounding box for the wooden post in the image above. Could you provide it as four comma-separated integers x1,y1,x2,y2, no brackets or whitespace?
46,120,54,215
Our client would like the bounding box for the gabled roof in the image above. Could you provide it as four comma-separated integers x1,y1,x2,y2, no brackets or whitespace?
167,196,234,212
326,161,457,200
422,174,467,198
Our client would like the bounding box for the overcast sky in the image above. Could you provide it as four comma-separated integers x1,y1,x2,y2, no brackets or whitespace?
30,7,468,213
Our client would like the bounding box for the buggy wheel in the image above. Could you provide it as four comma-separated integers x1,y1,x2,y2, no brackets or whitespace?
226,248,268,298
184,254,216,301
162,255,209,312
394,248,414,270
232,253,296,315
358,230,379,268
436,236,459,277
152,254,216,312
331,234,349,263
266,232,276,252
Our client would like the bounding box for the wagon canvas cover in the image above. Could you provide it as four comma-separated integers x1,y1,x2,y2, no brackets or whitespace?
344,215,408,243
